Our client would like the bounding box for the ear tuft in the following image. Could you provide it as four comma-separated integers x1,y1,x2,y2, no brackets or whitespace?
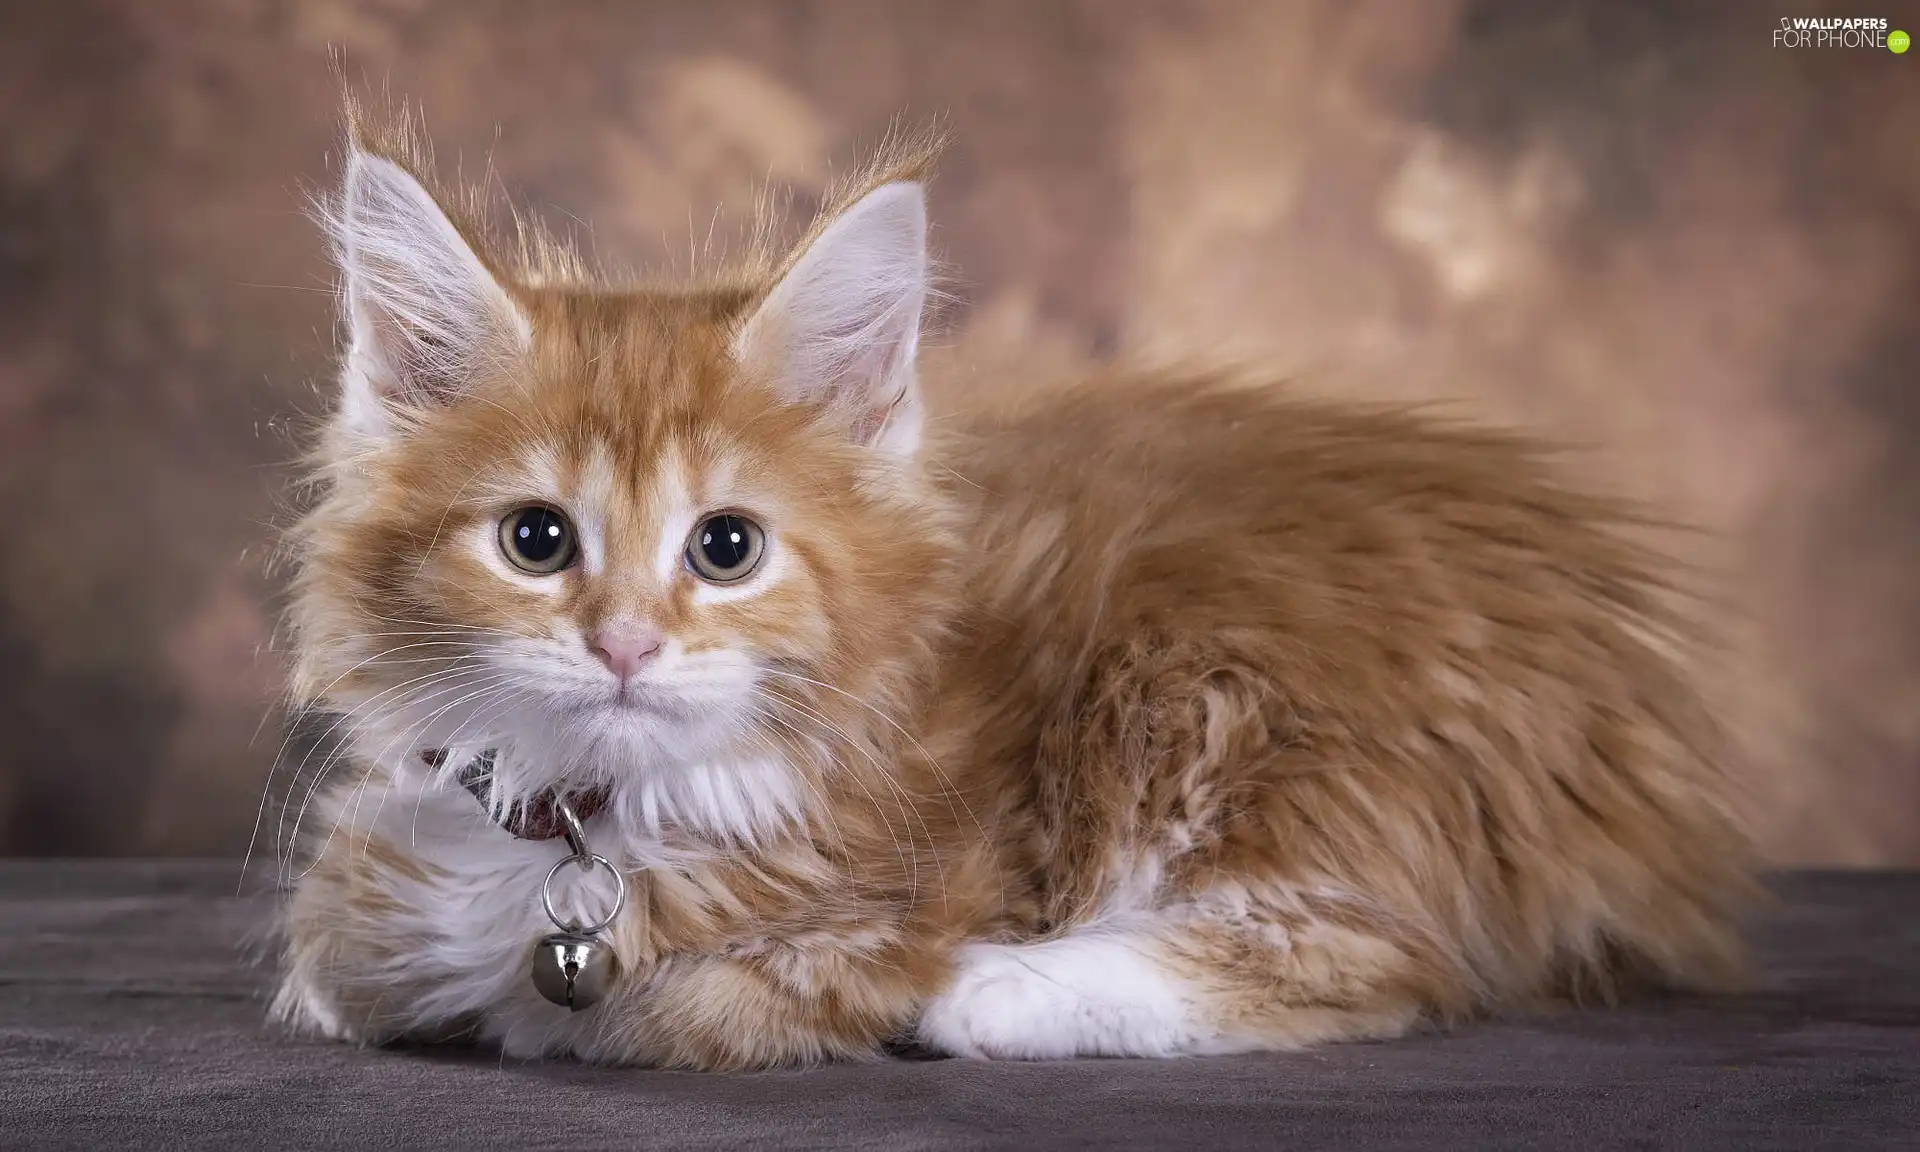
330,151,529,438
734,181,928,456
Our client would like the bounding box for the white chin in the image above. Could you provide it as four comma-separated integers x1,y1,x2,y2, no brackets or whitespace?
575,697,739,762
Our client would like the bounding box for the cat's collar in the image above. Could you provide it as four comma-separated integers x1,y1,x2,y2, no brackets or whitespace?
420,748,611,841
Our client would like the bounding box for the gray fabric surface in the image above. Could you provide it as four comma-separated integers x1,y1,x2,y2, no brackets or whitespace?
0,864,1913,1150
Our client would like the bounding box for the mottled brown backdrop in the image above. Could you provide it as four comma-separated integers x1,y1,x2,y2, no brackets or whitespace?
1,0,1915,861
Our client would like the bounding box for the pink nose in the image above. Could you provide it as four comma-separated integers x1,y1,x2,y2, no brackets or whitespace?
589,627,663,682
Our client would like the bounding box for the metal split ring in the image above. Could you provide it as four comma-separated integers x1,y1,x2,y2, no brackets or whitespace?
540,852,627,936
557,800,590,863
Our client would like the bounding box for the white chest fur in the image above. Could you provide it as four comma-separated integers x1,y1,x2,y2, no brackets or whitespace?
287,753,808,1055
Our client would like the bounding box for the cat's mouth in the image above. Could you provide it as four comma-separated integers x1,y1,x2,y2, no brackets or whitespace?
608,681,663,710
589,679,694,721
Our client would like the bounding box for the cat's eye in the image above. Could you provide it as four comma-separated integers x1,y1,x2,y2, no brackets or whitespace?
685,514,765,584
498,505,577,575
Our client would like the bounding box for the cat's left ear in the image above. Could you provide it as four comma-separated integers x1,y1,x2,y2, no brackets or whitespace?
734,182,928,457
331,150,530,440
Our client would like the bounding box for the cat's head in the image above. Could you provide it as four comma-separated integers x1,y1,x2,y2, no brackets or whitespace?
288,115,958,839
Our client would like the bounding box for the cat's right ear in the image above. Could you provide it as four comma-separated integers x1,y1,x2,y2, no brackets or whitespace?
329,151,529,439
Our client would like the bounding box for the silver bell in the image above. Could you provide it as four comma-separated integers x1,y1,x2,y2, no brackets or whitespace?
528,811,628,1013
530,930,620,1011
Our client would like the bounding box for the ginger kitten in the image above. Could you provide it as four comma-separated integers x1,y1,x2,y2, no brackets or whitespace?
273,107,1756,1068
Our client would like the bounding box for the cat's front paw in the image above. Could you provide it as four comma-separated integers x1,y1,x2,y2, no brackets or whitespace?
917,946,1069,1059
917,938,1202,1060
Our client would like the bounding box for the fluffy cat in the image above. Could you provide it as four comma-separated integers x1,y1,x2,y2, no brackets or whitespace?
273,105,1757,1069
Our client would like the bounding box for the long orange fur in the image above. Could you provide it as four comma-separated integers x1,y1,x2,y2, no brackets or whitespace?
274,102,1758,1069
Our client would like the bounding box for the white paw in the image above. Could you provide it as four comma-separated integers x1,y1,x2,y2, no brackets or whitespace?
918,945,1081,1059
917,936,1203,1060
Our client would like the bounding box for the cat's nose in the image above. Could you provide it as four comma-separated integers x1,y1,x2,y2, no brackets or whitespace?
589,627,664,683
